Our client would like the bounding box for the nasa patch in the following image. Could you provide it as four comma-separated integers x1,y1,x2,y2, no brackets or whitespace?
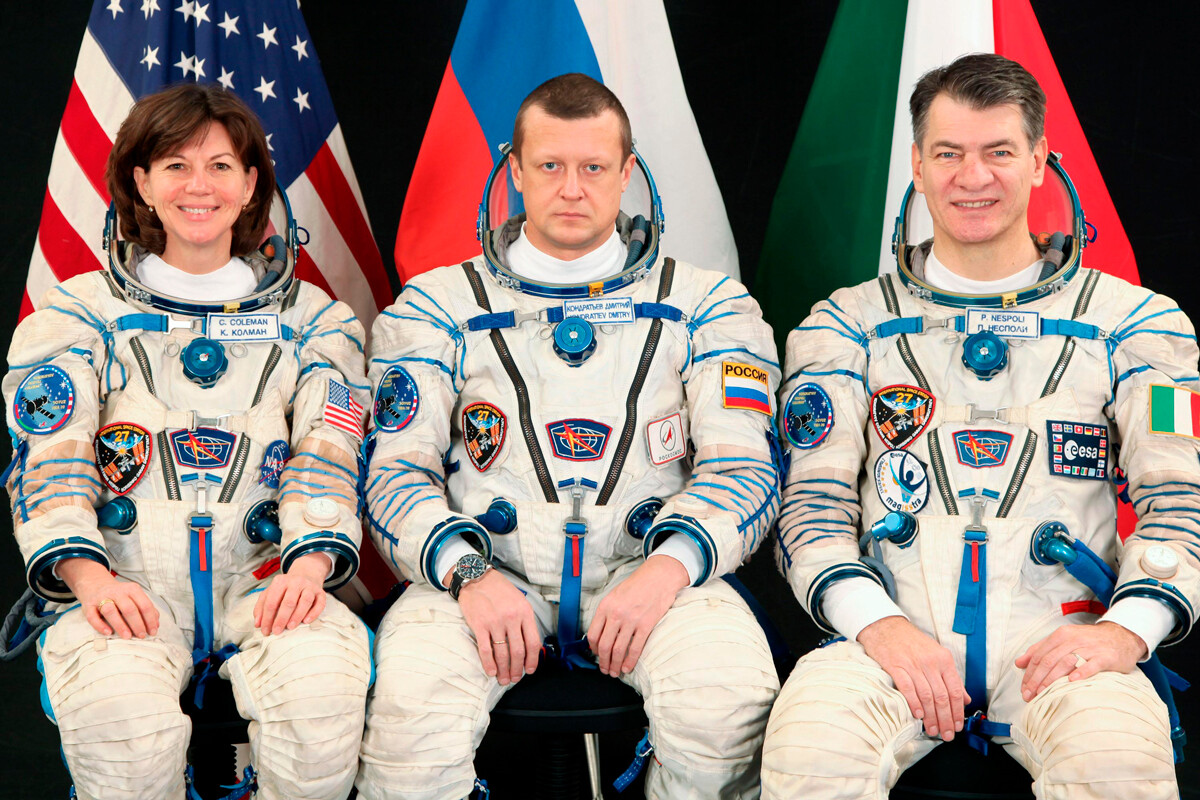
169,427,237,470
13,364,75,435
463,402,507,472
782,383,834,449
374,366,419,432
547,419,612,461
94,422,152,495
953,430,1013,468
1047,420,1108,481
870,385,934,450
874,449,930,513
259,439,290,488
647,412,686,466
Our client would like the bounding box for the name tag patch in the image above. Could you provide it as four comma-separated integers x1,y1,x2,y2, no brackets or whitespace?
646,412,686,466
206,313,281,342
561,296,635,325
966,308,1040,339
1047,420,1108,480
722,361,772,416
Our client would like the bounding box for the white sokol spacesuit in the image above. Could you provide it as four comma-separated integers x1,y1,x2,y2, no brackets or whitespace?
356,179,781,798
4,241,372,800
761,169,1197,799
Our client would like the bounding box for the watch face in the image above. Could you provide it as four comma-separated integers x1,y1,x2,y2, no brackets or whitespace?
457,553,488,581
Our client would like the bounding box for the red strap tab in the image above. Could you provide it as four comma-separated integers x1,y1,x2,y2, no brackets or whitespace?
970,542,980,583
198,529,209,572
571,537,581,578
1061,600,1108,616
253,557,282,580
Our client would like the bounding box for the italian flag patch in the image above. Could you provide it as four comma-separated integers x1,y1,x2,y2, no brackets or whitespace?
1149,384,1200,439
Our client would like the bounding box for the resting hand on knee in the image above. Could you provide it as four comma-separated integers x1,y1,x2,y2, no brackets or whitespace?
59,557,160,639
1015,621,1146,701
587,555,689,677
857,616,969,741
254,553,329,635
451,569,541,686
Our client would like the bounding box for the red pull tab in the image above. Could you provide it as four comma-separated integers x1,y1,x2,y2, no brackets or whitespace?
970,542,980,583
571,537,581,578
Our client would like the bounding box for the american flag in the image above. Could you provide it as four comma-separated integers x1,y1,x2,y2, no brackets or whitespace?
323,379,364,440
25,0,391,325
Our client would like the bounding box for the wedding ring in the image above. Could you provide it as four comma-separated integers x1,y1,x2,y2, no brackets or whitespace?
96,598,115,612
1072,652,1086,669
493,640,508,646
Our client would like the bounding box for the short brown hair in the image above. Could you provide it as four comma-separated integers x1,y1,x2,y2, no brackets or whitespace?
910,53,1046,149
106,83,275,257
512,73,632,161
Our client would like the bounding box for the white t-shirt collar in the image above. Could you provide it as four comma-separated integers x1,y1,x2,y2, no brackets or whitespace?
137,253,258,302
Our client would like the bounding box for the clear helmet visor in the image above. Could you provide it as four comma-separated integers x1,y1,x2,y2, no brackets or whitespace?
894,153,1085,264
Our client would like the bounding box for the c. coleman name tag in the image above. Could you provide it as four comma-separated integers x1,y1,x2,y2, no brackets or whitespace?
561,296,635,324
965,308,1040,339
206,313,282,342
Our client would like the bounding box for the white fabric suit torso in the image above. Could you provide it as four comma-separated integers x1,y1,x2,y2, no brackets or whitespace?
762,265,1199,799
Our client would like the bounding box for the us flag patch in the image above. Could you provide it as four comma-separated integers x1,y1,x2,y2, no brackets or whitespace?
324,380,364,440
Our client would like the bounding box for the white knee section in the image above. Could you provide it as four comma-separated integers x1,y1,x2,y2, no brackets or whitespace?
40,609,192,800
357,586,501,800
1009,671,1176,800
761,642,933,800
627,583,779,800
224,598,371,800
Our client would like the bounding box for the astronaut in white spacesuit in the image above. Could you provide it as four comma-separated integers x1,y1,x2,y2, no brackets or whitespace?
356,73,780,799
3,84,371,800
761,54,1195,799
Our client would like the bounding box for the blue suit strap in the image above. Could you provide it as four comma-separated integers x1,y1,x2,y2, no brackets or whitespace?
465,311,517,331
1064,539,1118,605
872,317,924,338
634,302,684,321
1042,318,1105,340
963,712,1012,755
114,313,170,332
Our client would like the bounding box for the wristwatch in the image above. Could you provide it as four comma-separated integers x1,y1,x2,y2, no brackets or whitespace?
448,552,492,600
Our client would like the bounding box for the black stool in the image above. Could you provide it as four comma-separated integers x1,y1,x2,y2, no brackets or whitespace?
891,737,1034,800
485,661,648,800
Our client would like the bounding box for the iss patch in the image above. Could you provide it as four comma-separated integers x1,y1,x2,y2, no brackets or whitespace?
953,430,1013,468
258,439,290,488
169,427,237,470
870,385,934,450
782,383,833,449
547,419,612,461
463,402,507,472
13,364,75,435
374,366,419,432
1047,420,1108,481
874,449,930,513
94,422,152,495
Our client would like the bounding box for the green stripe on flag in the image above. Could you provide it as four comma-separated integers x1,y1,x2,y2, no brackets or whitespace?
753,0,909,355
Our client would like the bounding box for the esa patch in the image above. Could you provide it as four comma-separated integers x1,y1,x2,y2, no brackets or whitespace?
722,362,772,415
94,422,152,495
647,412,686,466
783,383,833,449
547,419,612,461
13,364,75,435
258,439,290,488
953,430,1013,468
870,385,934,450
1047,421,1108,481
374,366,419,432
463,402,507,472
169,427,237,470
874,449,930,513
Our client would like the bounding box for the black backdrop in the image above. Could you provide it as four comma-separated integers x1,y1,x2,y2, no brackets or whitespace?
1,2,1197,796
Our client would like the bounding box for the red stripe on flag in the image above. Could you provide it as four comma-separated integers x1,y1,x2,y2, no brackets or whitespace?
38,189,102,282
20,291,34,321
304,145,391,311
60,81,112,204
396,61,494,285
994,0,1139,286
1189,388,1200,435
294,244,335,299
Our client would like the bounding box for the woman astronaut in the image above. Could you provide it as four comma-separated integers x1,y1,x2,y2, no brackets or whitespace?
3,84,371,800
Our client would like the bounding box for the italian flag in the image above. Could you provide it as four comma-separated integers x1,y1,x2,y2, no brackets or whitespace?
754,0,1139,350
1150,385,1200,439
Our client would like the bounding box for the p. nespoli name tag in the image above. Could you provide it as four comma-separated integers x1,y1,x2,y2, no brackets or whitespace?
206,313,281,342
965,308,1040,340
561,296,635,324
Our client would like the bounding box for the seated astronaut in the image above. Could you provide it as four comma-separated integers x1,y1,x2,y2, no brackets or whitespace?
3,84,371,800
356,73,781,799
761,54,1195,798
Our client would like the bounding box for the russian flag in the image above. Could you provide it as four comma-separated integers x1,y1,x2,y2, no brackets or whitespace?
395,0,739,285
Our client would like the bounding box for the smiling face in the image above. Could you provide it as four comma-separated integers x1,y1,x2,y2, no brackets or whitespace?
509,106,635,261
912,94,1047,267
133,122,257,272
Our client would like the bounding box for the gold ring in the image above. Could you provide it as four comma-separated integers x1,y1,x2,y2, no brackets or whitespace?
493,640,508,646
1072,652,1086,669
96,598,115,612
